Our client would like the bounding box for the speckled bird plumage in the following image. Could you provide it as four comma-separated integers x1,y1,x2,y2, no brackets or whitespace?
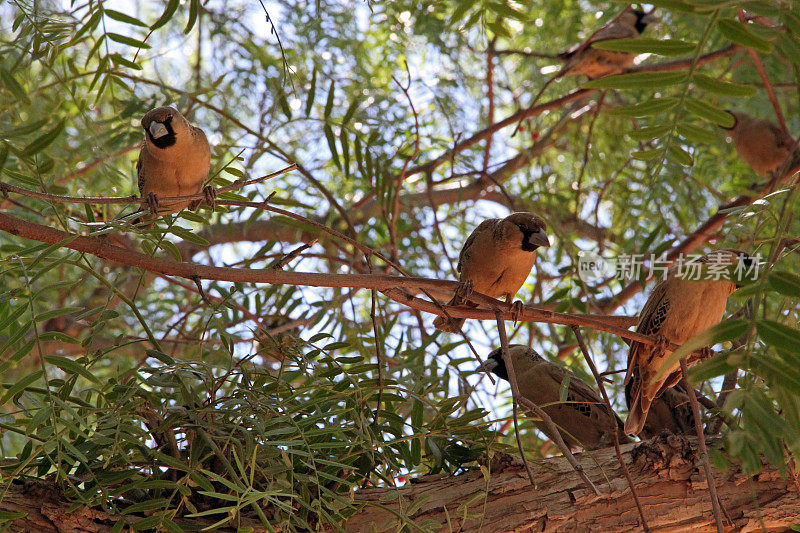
721,111,796,178
558,9,657,79
486,345,630,450
624,249,751,436
137,106,211,221
433,212,549,332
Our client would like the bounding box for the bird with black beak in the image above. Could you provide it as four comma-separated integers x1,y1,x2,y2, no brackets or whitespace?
136,106,213,224
483,345,630,450
433,212,550,333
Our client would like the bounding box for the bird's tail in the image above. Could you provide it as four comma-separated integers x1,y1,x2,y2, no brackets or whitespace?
624,381,651,436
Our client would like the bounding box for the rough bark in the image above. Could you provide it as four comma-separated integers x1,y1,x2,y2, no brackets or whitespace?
2,436,798,532
348,436,800,532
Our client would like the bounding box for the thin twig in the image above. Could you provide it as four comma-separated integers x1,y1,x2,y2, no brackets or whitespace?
572,326,649,532
680,358,726,533
270,239,317,270
0,164,297,206
494,310,537,488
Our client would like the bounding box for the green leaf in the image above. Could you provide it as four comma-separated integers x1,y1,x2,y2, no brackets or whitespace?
668,145,694,166
757,320,800,354
21,119,65,157
776,34,800,66
160,240,182,262
324,80,335,119
104,9,149,27
677,123,717,143
107,33,151,49
784,12,800,37
591,38,696,56
151,0,180,30
582,72,687,90
0,510,27,521
185,0,199,33
109,53,142,70
654,319,749,380
717,19,774,54
306,66,317,117
606,97,679,117
768,271,800,298
0,69,30,104
692,74,756,97
684,97,735,127
44,356,101,384
324,124,341,170
631,147,664,161
0,370,44,404
627,125,672,141
742,1,781,17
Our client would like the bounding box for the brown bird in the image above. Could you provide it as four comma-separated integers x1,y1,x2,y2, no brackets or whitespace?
484,345,630,450
557,9,657,79
721,111,796,179
136,106,213,223
433,212,549,333
624,249,752,436
625,378,695,439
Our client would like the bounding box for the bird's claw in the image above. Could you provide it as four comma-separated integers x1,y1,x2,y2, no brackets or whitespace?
145,192,159,215
509,300,525,324
652,335,671,357
454,279,474,303
189,186,216,211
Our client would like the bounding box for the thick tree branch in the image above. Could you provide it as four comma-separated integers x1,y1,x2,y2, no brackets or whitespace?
347,436,798,532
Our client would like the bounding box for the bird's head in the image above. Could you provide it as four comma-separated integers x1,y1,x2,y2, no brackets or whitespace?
141,106,189,149
481,345,543,382
692,248,755,288
505,212,550,252
627,9,658,34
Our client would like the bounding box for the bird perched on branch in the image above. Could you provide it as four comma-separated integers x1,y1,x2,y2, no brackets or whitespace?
484,345,630,450
625,378,694,439
720,111,797,179
624,249,753,436
433,212,549,333
136,106,213,224
556,9,658,79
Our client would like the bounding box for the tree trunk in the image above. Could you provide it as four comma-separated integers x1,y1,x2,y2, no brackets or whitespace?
2,436,798,532
348,435,799,532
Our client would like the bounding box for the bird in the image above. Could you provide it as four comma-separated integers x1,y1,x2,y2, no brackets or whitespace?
557,9,658,79
432,212,550,333
625,378,695,439
720,111,796,179
484,345,630,450
624,249,752,436
136,106,213,224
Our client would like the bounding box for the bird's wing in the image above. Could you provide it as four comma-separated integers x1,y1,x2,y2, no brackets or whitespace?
457,219,495,273
541,363,603,414
136,145,145,195
624,278,671,384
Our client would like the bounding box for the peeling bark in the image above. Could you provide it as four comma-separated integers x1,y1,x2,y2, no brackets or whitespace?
2,437,798,532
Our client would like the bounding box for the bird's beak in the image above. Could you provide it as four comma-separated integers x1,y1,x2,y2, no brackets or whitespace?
641,14,659,24
478,359,498,373
149,121,169,139
528,229,551,248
